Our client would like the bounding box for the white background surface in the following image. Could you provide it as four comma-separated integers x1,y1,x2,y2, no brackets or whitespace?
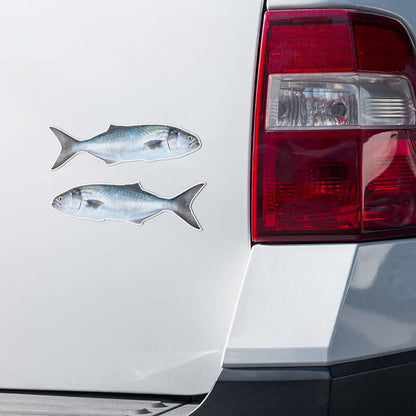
0,0,262,394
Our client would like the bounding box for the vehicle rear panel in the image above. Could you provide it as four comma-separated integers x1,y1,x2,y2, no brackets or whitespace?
0,0,262,395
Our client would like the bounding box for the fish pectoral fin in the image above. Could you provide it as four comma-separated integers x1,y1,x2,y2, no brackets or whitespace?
144,140,163,150
124,183,143,192
85,199,104,209
106,124,126,132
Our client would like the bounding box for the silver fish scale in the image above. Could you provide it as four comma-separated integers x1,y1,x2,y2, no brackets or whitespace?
77,185,172,222
91,126,169,146
79,126,170,161
0,392,196,416
80,185,162,204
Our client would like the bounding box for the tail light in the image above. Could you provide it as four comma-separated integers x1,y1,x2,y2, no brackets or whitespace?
252,9,416,242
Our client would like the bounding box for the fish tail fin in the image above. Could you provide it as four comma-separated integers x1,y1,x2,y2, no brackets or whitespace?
50,127,80,170
172,183,205,230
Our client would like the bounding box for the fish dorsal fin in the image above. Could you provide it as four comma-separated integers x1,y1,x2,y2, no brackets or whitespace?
106,124,126,132
124,183,143,192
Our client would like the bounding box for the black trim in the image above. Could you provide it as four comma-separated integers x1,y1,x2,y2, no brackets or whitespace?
192,350,416,415
0,389,205,405
330,348,416,377
193,368,330,416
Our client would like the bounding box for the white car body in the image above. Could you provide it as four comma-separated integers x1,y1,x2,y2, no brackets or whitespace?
0,0,261,395
1,0,416,411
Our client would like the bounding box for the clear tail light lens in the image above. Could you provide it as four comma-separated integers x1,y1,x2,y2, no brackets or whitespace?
266,74,415,129
252,9,416,243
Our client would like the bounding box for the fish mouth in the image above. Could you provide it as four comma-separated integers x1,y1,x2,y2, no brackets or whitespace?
190,139,201,150
52,200,61,209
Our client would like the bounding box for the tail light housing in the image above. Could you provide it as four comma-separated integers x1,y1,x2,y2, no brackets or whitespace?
252,9,416,242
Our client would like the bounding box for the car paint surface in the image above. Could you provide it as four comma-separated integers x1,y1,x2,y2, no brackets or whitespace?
0,0,262,395
2,0,415,398
224,239,416,366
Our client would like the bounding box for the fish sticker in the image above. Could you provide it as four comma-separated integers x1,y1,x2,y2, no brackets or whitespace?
50,124,202,170
52,182,205,230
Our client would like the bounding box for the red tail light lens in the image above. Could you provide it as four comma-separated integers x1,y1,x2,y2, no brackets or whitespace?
259,130,361,237
267,19,355,73
363,130,416,231
252,10,416,243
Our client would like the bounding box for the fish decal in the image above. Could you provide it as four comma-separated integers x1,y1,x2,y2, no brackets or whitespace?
50,124,202,170
52,182,205,230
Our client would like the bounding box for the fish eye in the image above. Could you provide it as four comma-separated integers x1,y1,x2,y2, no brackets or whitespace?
188,135,193,141
58,196,63,201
